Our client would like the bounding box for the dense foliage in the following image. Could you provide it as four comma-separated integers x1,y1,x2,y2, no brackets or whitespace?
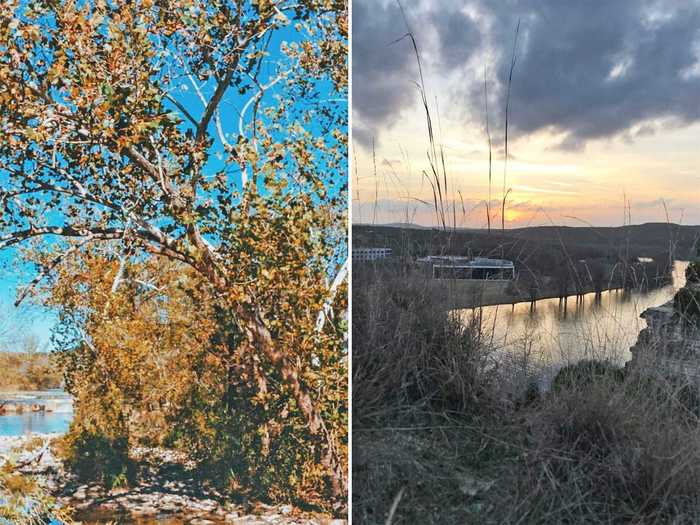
41,249,346,506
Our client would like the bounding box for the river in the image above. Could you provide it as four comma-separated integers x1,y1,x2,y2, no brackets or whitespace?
0,390,73,437
458,261,689,386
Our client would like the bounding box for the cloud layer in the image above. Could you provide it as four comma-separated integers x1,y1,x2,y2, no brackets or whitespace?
352,0,700,149
351,0,415,147
351,0,481,146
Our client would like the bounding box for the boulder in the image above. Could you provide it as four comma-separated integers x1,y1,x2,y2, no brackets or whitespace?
629,270,700,384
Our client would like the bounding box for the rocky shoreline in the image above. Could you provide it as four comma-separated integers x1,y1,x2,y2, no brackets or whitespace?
628,261,700,383
0,433,344,524
0,390,74,414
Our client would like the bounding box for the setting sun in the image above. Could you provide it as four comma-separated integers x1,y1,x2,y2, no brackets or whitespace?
503,208,523,224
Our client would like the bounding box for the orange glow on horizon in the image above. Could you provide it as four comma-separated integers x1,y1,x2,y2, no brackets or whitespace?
503,209,523,224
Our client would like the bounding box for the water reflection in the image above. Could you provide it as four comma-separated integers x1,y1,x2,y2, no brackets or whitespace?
0,391,74,437
0,412,73,437
459,261,688,369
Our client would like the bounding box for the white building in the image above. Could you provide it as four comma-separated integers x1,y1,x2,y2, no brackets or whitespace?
352,247,392,262
416,256,515,280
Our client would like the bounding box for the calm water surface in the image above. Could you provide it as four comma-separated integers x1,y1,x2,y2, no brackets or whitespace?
458,261,688,375
0,412,73,436
0,390,73,436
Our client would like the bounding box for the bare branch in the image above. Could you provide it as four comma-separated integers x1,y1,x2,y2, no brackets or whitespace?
237,72,285,188
186,70,208,108
237,73,284,139
214,108,233,151
164,93,199,128
316,258,348,332
15,239,90,306
124,145,186,211
110,220,134,293
197,68,235,141
1,226,124,248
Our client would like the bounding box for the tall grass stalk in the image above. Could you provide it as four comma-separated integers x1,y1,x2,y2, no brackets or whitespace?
484,66,492,234
502,19,520,232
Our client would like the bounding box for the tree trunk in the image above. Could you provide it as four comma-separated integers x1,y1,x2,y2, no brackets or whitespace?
249,351,270,456
241,310,346,500
193,257,347,500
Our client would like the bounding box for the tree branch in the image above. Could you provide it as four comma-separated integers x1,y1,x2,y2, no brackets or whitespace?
316,258,347,332
124,145,186,211
196,68,235,142
15,239,90,306
164,93,199,128
124,146,162,182
1,226,124,249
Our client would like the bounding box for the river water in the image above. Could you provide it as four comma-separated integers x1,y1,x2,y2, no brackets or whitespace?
457,261,689,386
0,390,73,437
0,411,73,437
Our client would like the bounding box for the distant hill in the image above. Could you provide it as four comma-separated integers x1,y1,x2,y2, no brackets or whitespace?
352,223,700,263
381,223,432,230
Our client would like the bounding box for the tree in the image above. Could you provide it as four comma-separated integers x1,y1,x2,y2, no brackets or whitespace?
40,247,346,503
0,0,348,500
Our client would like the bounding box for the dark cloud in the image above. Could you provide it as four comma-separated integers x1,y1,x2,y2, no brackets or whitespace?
484,0,700,146
351,124,375,151
430,7,481,70
351,0,417,147
351,0,481,147
352,0,700,148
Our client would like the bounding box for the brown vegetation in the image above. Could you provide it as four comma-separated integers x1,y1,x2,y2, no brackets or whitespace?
353,264,700,524
39,247,346,509
0,348,62,392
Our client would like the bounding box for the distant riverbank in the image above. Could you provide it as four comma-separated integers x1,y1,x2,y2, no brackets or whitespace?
0,391,74,437
427,278,633,310
458,262,686,310
0,390,73,412
0,352,63,392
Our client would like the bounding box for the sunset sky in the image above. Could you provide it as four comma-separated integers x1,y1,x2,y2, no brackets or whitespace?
352,0,700,227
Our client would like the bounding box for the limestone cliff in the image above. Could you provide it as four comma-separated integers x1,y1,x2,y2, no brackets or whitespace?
628,262,700,383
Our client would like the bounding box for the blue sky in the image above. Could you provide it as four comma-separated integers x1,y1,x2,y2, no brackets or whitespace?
0,248,57,351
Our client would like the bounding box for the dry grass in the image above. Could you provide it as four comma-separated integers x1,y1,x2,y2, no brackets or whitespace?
352,264,700,524
352,265,498,421
11,435,46,454
0,472,38,495
508,370,700,524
